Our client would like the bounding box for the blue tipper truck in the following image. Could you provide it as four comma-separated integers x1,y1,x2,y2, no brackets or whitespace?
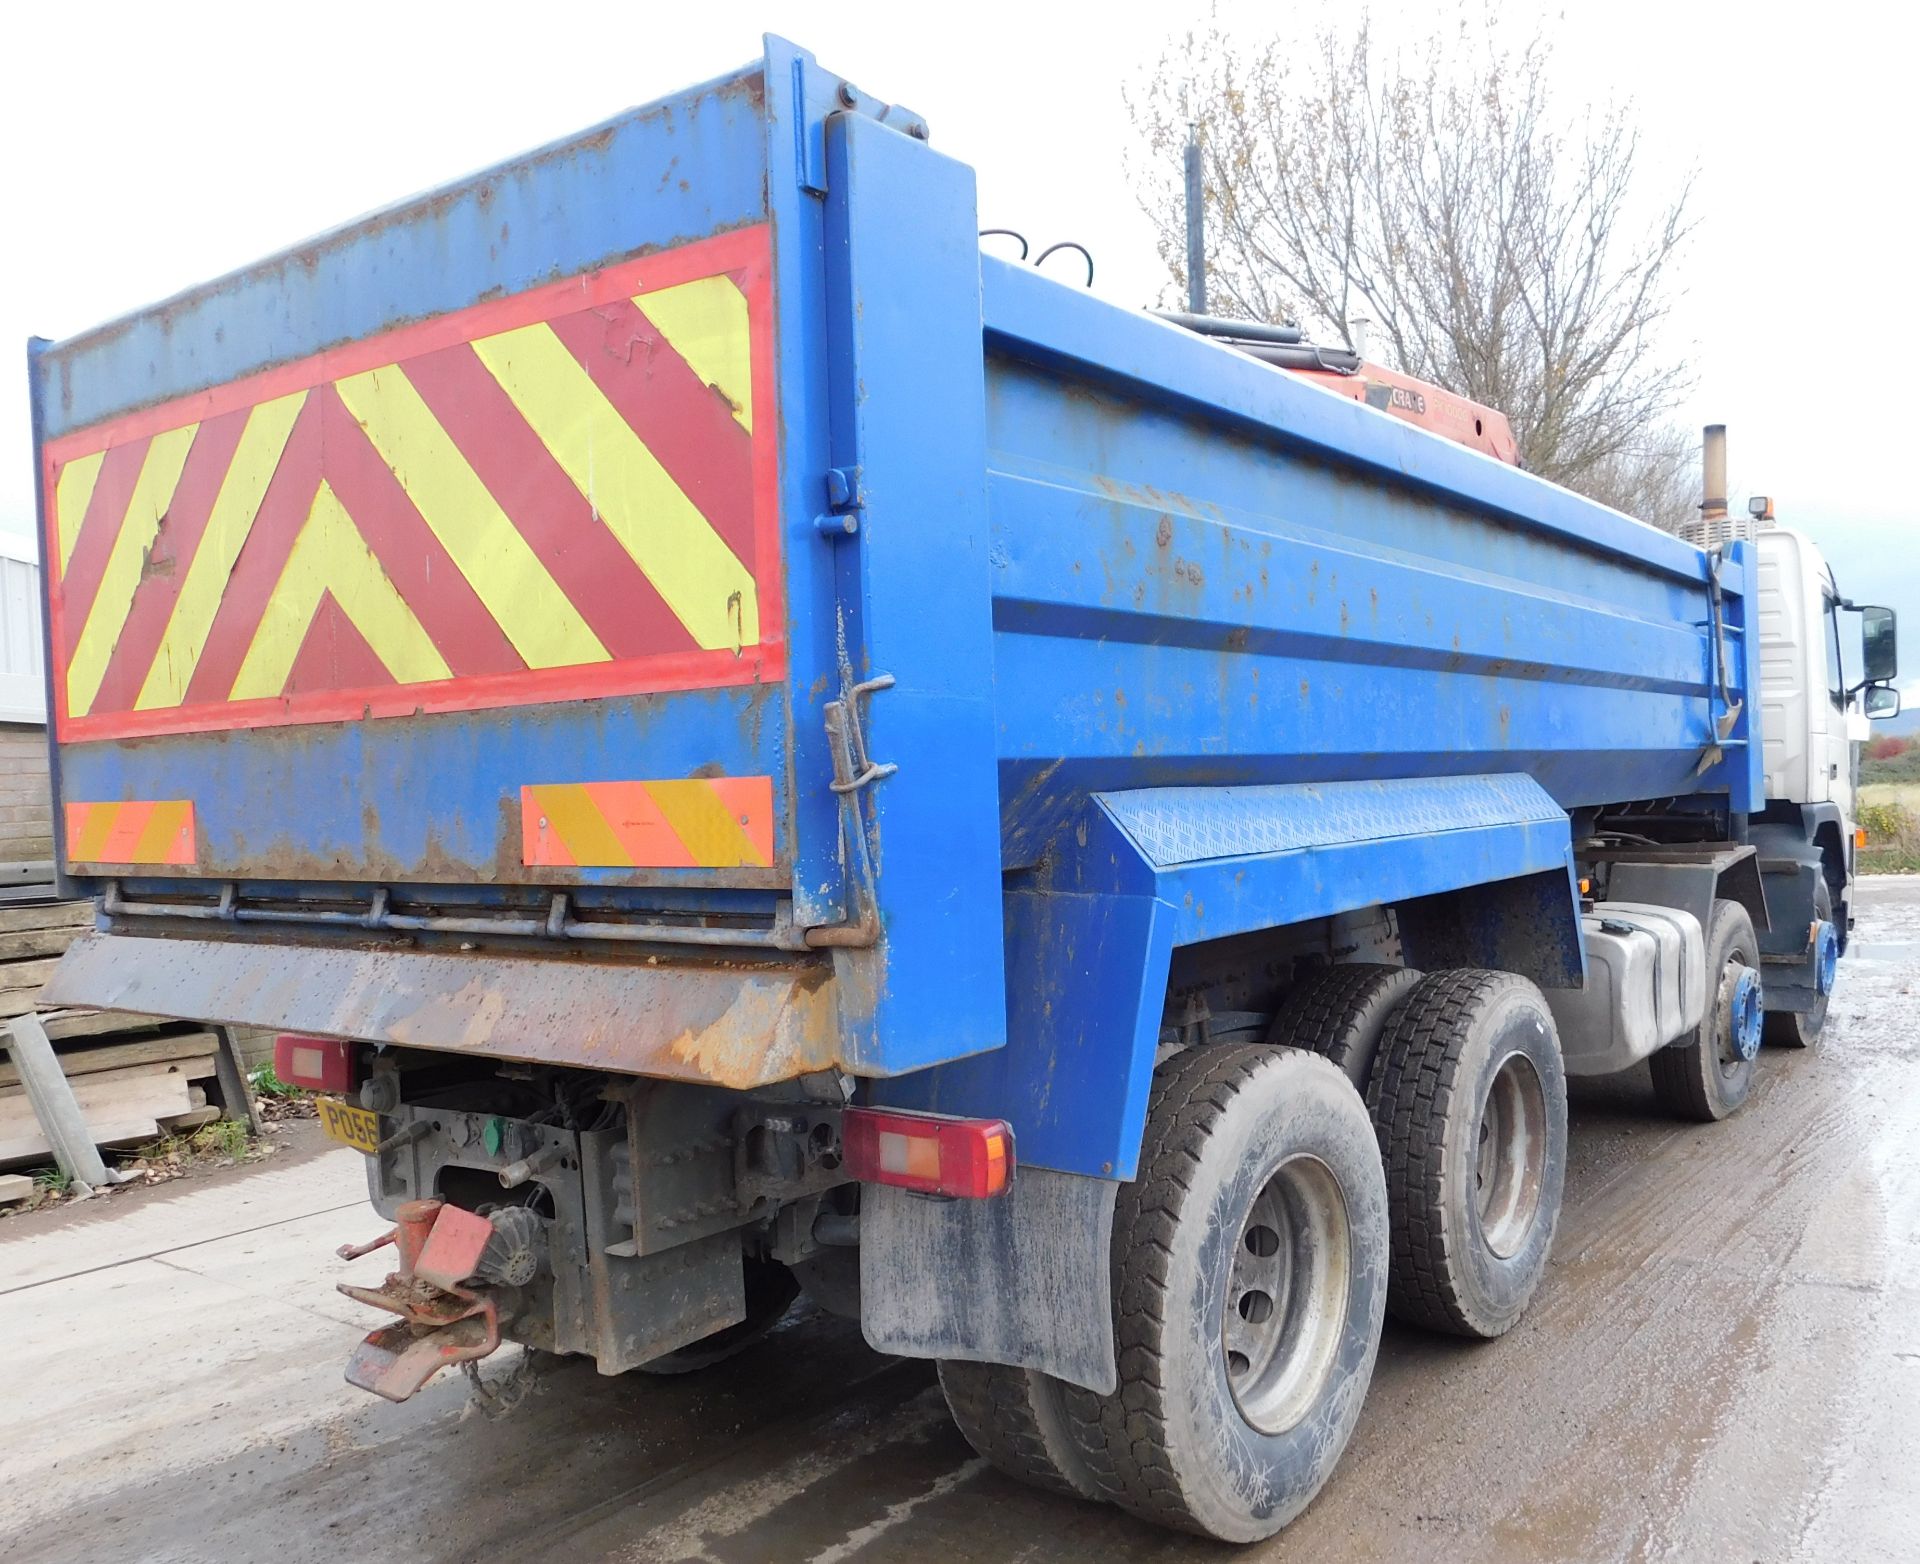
26,37,1902,1543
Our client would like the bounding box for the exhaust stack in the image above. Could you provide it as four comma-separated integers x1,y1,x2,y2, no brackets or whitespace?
1184,126,1207,315
1701,424,1728,521
1679,424,1744,549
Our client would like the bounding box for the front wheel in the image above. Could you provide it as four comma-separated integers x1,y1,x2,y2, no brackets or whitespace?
1764,875,1832,1049
1062,1046,1389,1543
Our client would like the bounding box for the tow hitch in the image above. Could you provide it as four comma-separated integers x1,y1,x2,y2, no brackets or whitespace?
335,1198,502,1402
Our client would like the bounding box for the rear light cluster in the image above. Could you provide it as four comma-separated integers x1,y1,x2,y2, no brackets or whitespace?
273,1034,357,1094
842,1107,1013,1198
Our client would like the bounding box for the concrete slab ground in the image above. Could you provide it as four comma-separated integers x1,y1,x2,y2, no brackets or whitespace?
3,878,1917,1564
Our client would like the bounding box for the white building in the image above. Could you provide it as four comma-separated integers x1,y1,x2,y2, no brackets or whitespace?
0,534,54,866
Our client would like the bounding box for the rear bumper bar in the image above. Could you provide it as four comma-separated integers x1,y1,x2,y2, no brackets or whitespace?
44,929,841,1088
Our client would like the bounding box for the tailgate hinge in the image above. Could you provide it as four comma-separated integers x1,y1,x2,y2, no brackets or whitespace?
814,464,865,537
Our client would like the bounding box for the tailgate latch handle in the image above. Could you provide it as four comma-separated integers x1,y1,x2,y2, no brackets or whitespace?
827,673,897,796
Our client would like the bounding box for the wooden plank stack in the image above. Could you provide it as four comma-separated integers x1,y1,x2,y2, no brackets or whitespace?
0,900,89,1019
0,899,243,1186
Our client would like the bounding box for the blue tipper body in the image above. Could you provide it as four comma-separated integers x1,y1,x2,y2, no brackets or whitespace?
28,37,1761,1188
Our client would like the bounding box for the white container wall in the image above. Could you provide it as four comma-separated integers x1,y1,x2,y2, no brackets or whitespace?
0,535,45,725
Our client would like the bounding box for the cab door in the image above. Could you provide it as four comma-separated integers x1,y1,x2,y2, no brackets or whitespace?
1817,585,1852,815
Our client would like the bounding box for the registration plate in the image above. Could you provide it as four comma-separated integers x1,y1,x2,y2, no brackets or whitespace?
317,1096,382,1154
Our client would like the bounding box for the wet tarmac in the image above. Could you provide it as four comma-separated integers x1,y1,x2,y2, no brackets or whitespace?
3,877,1917,1564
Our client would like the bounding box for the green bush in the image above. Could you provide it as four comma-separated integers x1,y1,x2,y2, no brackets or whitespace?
1858,800,1920,873
248,1063,302,1099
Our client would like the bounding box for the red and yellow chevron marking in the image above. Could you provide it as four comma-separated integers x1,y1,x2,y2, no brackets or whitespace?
64,800,197,866
41,226,781,743
521,778,774,869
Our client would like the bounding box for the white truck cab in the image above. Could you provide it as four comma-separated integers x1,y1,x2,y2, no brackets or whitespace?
1754,524,1896,819
1675,429,1900,1049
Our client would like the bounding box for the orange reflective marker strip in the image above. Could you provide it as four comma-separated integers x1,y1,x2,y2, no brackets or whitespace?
66,802,117,862
65,800,196,865
707,775,777,867
520,778,773,869
97,801,156,863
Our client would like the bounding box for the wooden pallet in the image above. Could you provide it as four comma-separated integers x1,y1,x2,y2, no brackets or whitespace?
0,897,258,1171
0,1029,219,1089
0,1036,225,1166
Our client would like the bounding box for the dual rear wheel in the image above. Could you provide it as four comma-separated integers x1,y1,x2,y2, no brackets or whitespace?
945,1046,1388,1540
1278,963,1567,1337
943,965,1570,1539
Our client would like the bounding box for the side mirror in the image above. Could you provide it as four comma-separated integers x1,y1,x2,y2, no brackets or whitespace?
1865,684,1902,720
1861,605,1898,684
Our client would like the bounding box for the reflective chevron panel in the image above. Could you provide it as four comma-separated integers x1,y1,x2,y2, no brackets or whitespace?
40,226,780,742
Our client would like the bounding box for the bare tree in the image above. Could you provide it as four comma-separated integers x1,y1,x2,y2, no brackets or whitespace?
1578,425,1701,533
1129,13,1698,524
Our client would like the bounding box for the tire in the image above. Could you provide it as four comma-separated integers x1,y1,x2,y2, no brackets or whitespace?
1061,1045,1389,1543
1267,963,1425,1091
1650,900,1763,1122
938,1361,1100,1502
1764,874,1832,1049
1368,970,1567,1339
636,1256,799,1375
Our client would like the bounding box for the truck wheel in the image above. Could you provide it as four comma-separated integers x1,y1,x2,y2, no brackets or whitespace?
1650,900,1763,1122
636,1256,799,1375
1061,1045,1388,1542
1369,970,1567,1339
1764,876,1832,1049
1267,963,1424,1091
938,1361,1099,1501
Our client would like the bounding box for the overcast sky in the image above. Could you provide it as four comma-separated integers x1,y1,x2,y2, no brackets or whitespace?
3,0,1914,699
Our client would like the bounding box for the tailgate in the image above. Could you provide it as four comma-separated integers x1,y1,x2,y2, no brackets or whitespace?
36,81,780,891
30,38,1011,1083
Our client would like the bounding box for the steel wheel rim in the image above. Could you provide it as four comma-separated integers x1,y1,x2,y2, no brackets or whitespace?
1717,958,1763,1073
1475,1051,1546,1259
1224,1153,1351,1435
1715,953,1760,1077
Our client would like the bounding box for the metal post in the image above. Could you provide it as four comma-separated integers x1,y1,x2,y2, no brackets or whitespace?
5,1013,113,1192
212,1024,263,1135
1184,127,1206,315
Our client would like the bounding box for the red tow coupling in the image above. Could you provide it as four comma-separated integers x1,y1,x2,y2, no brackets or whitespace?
335,1198,501,1402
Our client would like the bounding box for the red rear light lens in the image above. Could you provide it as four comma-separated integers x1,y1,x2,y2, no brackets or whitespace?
842,1108,1013,1198
273,1034,357,1094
